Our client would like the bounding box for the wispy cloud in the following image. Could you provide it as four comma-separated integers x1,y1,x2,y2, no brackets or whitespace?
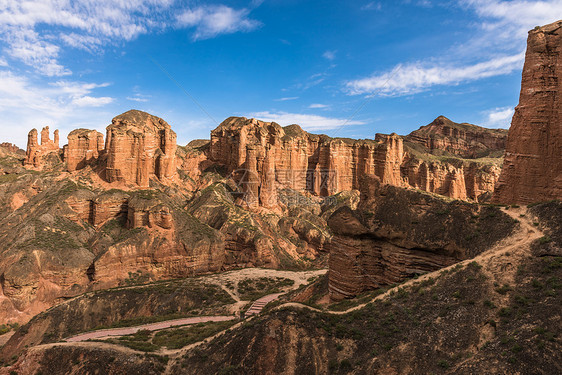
249,111,365,131
322,50,337,60
346,0,562,97
176,5,261,40
127,93,151,103
361,2,382,11
0,57,8,67
483,106,514,128
346,53,524,96
309,103,330,109
275,97,299,101
0,1,262,75
0,71,114,146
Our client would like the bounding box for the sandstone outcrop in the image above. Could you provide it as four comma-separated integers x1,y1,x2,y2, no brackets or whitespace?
327,176,517,300
209,116,504,205
406,116,507,158
24,127,60,168
64,129,104,172
494,21,562,204
105,110,177,187
0,143,24,155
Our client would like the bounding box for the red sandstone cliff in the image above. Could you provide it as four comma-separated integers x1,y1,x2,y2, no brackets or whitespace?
209,116,503,205
494,21,562,204
65,129,104,172
406,116,507,158
24,127,60,168
327,176,517,300
105,110,177,187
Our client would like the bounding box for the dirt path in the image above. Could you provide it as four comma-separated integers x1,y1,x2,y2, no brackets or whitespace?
274,207,544,316
206,268,326,316
65,316,236,342
64,268,327,343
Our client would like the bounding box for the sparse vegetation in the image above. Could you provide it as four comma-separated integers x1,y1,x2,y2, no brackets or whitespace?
237,277,295,301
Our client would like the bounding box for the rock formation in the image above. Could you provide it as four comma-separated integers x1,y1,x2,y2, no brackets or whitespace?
406,115,507,158
105,110,177,187
24,127,60,168
209,116,504,206
327,176,517,300
494,21,562,204
64,129,104,172
0,143,24,155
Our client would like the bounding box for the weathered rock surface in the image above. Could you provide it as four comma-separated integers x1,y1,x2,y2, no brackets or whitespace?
494,21,562,204
406,116,507,158
105,110,177,187
64,129,104,172
0,143,24,155
327,176,517,300
209,116,504,204
24,127,60,169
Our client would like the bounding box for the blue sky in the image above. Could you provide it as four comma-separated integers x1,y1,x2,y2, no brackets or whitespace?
0,0,561,147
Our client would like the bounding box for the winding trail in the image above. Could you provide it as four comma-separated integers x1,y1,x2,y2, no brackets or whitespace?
31,209,545,368
273,207,544,315
63,268,326,343
65,316,235,342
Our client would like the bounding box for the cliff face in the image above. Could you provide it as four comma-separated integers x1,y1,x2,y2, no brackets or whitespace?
406,116,507,158
327,176,517,300
64,129,104,172
494,21,562,204
105,110,177,187
209,116,504,205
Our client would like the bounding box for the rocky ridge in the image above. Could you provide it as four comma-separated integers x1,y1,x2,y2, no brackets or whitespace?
208,116,505,205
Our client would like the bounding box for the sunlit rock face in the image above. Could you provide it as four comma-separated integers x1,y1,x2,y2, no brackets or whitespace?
24,127,60,168
494,21,562,204
209,116,504,206
65,129,104,172
105,110,177,187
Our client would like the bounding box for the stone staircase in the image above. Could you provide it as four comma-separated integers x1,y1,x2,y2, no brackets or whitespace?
244,293,283,317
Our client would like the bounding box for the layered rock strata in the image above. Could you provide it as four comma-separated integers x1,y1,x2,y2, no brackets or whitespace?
24,127,60,168
327,176,517,300
105,110,177,187
64,129,104,172
209,116,504,205
494,21,562,204
24,110,179,187
406,115,507,158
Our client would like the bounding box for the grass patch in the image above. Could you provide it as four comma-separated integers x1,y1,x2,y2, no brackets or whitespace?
237,277,295,301
152,320,237,349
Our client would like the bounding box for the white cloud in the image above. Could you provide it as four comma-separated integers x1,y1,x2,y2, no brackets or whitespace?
0,57,7,67
176,5,261,40
0,70,114,146
483,106,514,128
347,0,562,97
309,103,330,109
361,2,382,11
71,96,113,107
0,1,262,75
464,0,562,33
248,111,365,131
127,95,150,103
346,53,525,96
323,50,337,60
457,0,562,56
275,97,299,101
